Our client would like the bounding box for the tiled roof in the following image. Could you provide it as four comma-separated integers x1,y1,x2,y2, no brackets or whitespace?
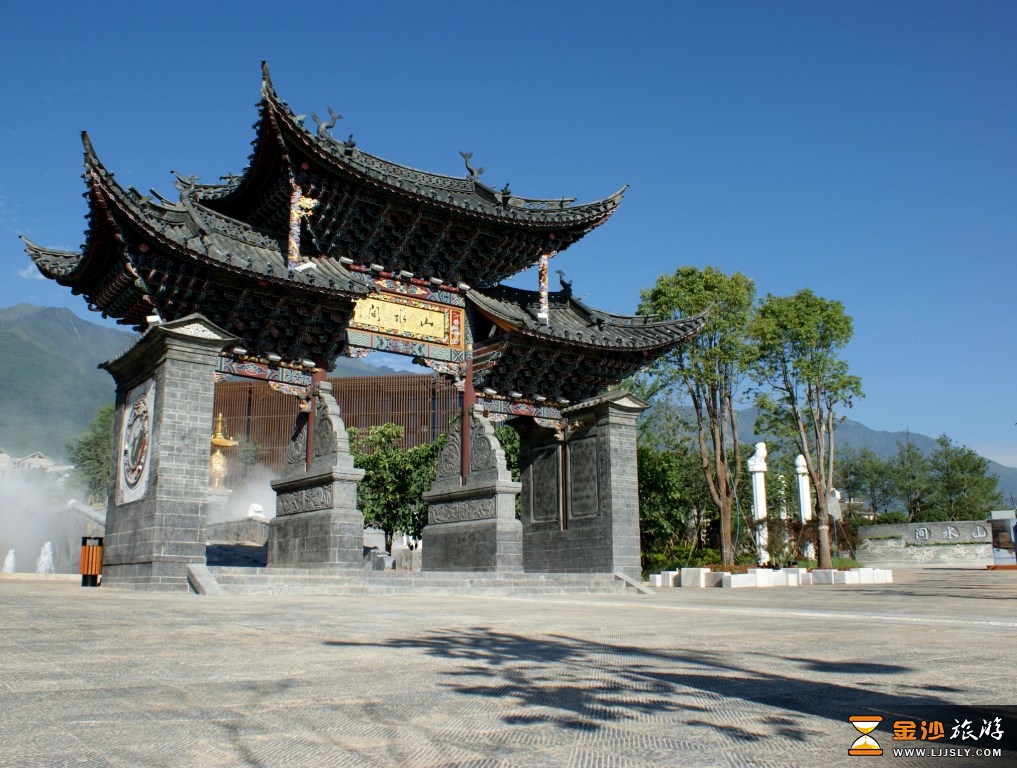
190,63,624,287
469,283,707,351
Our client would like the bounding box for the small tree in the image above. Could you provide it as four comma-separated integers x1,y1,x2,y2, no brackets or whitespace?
638,266,756,565
350,424,447,550
637,441,714,561
750,289,862,570
892,433,929,521
66,403,115,505
854,447,895,516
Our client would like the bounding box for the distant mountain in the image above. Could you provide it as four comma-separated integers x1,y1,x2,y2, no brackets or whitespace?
6,304,1015,503
330,356,405,377
0,304,136,461
0,305,406,461
735,408,1017,507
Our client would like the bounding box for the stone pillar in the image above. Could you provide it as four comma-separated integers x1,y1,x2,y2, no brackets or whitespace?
795,455,813,523
518,392,648,581
747,442,770,566
100,315,238,591
268,383,366,569
421,406,522,572
795,456,817,560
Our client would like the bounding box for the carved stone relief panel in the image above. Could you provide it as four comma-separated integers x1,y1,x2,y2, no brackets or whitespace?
429,497,496,523
567,436,599,519
313,397,337,465
283,415,308,476
529,445,561,523
469,414,497,473
277,485,335,516
435,428,462,482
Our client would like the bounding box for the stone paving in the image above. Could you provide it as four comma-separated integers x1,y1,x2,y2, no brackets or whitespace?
2,567,1016,768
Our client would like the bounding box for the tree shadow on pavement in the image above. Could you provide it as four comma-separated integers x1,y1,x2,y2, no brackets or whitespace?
324,627,948,740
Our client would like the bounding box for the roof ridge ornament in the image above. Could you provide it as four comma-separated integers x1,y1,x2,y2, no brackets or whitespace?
172,171,199,192
459,151,485,179
312,107,342,140
556,269,573,296
260,60,275,99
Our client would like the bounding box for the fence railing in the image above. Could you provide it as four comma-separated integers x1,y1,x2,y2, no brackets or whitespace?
211,374,460,482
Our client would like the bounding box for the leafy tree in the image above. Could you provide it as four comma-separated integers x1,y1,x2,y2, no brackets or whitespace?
637,266,756,565
638,440,729,574
836,445,866,511
638,443,688,563
892,433,929,521
638,442,713,551
924,434,1002,521
854,447,895,516
66,403,115,504
750,289,862,570
350,424,447,550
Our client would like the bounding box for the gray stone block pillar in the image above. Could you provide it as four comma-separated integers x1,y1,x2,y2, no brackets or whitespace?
518,391,648,580
100,315,238,591
421,406,522,572
268,383,366,569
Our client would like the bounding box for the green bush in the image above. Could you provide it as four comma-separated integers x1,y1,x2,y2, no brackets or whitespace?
796,557,864,569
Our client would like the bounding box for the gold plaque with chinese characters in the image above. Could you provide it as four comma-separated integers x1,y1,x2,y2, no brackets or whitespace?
349,293,465,351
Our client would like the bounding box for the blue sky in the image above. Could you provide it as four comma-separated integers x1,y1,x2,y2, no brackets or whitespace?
3,2,1015,464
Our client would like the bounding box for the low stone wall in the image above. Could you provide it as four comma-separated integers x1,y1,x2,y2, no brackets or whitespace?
856,520,993,567
649,567,893,589
855,538,992,567
859,520,991,545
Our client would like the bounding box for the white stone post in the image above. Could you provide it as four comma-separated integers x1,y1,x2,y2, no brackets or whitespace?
795,454,816,561
795,455,812,523
747,442,770,566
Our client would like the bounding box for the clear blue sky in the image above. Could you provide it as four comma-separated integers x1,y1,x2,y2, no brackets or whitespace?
3,2,1015,463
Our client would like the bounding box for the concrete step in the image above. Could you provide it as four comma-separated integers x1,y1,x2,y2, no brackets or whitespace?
204,566,630,596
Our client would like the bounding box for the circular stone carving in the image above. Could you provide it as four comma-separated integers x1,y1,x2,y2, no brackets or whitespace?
122,396,151,489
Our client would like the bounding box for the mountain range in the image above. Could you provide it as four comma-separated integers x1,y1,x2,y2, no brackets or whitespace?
2,304,1014,502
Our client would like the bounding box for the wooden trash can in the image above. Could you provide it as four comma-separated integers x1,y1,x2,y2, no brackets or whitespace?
80,536,103,587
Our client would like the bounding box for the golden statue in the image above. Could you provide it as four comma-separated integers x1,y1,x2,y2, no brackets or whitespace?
209,412,238,489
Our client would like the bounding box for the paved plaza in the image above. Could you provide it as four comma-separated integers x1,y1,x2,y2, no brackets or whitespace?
2,567,1016,767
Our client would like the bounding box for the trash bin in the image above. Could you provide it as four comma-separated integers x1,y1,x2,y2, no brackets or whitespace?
80,536,103,587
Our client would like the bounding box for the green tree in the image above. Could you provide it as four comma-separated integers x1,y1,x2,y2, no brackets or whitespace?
66,403,115,504
637,266,756,565
637,439,724,574
350,424,447,549
892,433,929,521
837,445,866,511
750,289,862,570
924,434,1002,521
854,446,895,516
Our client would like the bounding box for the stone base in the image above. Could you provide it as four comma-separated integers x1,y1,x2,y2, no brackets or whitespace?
101,560,197,592
268,508,364,569
422,517,523,572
